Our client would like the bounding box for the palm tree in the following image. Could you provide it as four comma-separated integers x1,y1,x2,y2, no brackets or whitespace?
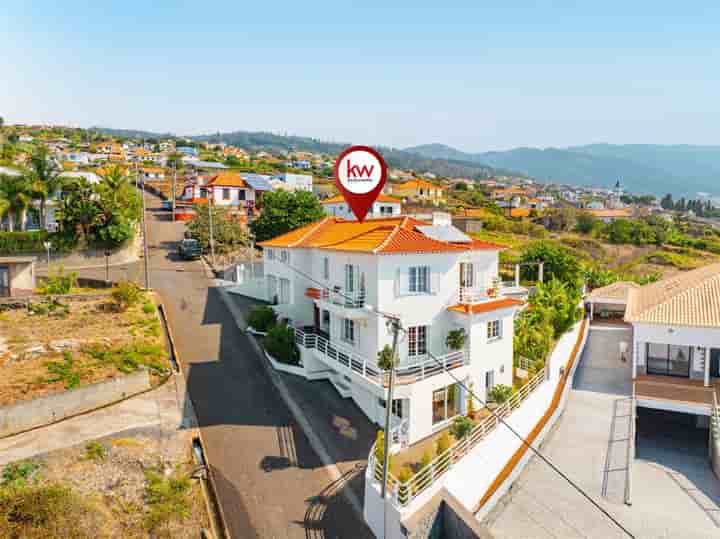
0,173,32,231
27,146,64,228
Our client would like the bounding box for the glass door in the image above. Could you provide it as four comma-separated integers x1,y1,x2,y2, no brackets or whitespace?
646,343,692,377
0,266,9,297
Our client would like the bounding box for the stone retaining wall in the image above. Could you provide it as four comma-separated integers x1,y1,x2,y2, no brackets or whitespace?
0,369,151,438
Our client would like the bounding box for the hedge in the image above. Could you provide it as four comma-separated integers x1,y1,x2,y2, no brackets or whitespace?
0,231,77,254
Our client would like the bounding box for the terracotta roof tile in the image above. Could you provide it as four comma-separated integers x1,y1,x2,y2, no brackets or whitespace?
587,281,640,302
206,172,247,188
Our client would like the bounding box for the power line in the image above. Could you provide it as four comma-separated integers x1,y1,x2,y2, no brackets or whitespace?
266,253,635,538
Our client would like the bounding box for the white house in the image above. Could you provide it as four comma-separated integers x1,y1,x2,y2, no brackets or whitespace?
203,172,256,209
321,193,402,220
271,172,312,192
260,215,521,446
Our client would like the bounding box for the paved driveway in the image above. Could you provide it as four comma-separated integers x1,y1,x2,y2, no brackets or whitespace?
71,193,375,538
485,325,720,539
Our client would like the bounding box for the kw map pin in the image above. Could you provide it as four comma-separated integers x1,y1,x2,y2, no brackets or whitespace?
334,145,388,222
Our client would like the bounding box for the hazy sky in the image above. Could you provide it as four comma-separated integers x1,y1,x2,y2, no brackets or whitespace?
2,1,719,151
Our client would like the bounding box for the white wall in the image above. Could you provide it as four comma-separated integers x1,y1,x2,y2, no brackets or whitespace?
323,201,402,220
211,186,256,207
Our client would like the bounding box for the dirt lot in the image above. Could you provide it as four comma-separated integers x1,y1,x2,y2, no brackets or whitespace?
0,430,209,538
0,293,170,406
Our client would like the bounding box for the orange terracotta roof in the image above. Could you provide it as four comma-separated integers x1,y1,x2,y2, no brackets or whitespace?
259,216,505,254
584,208,633,218
448,297,524,315
142,167,165,174
395,179,446,191
206,172,247,188
321,193,401,204
509,208,531,218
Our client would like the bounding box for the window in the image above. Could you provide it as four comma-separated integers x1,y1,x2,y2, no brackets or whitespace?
267,275,278,303
321,310,330,333
487,320,502,340
279,278,290,304
266,249,275,261
280,250,289,263
238,189,246,200
486,370,495,392
342,318,355,344
344,264,355,292
222,188,230,200
409,266,430,293
407,326,427,357
323,257,329,280
379,398,404,418
459,262,474,288
432,384,460,425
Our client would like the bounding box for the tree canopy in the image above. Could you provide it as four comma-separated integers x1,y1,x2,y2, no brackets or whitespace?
519,240,583,288
250,190,325,242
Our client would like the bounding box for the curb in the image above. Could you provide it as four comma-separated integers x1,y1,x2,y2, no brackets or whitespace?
216,284,364,518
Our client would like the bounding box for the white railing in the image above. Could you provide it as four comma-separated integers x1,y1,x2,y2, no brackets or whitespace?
458,285,499,304
371,369,547,508
391,417,410,448
315,287,366,308
293,326,468,387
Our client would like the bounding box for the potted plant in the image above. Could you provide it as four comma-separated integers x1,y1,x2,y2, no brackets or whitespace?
445,328,466,351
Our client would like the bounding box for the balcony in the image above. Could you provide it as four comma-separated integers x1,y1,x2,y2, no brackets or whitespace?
306,287,368,318
458,285,499,304
293,326,468,388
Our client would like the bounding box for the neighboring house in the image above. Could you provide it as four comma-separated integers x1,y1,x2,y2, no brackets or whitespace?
287,160,312,169
63,152,90,165
176,146,199,157
0,257,36,297
321,194,402,220
272,172,313,192
586,265,720,417
260,215,520,445
584,208,633,223
204,172,256,209
140,167,165,181
390,179,447,205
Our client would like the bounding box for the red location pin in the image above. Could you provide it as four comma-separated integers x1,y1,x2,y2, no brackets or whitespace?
334,145,388,222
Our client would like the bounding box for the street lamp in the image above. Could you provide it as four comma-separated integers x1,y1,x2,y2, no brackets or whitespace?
43,241,52,268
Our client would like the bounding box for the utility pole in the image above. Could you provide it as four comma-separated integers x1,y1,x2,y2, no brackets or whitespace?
171,158,177,223
381,317,401,539
138,166,150,290
208,191,216,266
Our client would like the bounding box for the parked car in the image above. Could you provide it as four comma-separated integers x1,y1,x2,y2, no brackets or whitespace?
178,238,202,260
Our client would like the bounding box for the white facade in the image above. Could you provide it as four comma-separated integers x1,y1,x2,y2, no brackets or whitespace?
272,173,312,192
263,240,518,445
323,200,402,220
209,184,256,208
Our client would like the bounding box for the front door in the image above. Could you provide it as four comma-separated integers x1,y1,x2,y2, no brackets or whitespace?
0,266,9,297
313,304,320,332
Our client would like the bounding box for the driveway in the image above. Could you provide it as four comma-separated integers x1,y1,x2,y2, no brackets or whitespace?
485,324,720,539
71,192,375,538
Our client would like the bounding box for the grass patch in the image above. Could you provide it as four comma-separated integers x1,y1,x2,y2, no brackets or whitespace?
1,460,40,488
84,340,168,375
643,250,705,270
84,441,108,462
143,468,192,532
43,351,82,390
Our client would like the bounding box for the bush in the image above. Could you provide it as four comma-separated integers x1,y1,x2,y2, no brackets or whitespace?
39,266,77,295
142,301,155,314
112,281,142,311
449,416,475,440
445,328,466,350
0,231,48,253
84,441,107,461
1,460,39,487
435,432,452,455
247,305,277,332
264,324,300,365
377,344,397,371
488,384,514,404
397,466,414,483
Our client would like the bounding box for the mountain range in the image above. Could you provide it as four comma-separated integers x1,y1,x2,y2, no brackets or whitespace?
404,143,720,197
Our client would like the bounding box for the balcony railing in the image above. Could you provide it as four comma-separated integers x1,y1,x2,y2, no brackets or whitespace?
458,285,500,304
369,368,547,508
305,287,366,308
293,326,468,387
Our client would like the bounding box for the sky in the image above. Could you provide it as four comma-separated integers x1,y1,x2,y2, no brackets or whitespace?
2,1,719,152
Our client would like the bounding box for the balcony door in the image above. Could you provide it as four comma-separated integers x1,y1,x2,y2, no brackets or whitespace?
460,262,474,288
646,343,692,377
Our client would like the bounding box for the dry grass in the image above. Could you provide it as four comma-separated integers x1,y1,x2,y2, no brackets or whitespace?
0,295,169,406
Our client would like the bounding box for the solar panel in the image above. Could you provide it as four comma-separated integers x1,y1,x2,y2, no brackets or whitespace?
415,225,472,243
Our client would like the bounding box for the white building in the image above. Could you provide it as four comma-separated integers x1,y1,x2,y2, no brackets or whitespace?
271,172,312,192
321,194,402,220
260,215,521,445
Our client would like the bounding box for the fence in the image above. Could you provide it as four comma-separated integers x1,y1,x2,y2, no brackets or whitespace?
711,393,720,479
370,368,547,508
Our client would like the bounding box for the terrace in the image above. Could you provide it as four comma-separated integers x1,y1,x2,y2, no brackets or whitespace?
634,374,720,414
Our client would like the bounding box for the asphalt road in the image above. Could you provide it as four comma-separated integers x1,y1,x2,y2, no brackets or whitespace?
73,192,375,538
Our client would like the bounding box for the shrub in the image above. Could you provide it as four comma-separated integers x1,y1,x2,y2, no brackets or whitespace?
449,416,475,440
397,466,414,483
142,301,155,314
488,384,514,404
435,432,452,455
420,451,432,470
84,441,107,461
445,328,466,351
264,324,300,365
247,305,277,332
377,344,397,371
44,351,81,389
0,231,48,253
143,468,192,532
112,281,142,311
39,266,77,295
1,460,39,487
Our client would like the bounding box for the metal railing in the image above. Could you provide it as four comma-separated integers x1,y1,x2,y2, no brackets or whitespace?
293,326,468,387
458,285,498,304
308,287,366,308
371,369,547,507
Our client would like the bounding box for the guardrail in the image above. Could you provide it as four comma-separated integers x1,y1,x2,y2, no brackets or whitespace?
293,326,468,388
370,368,547,508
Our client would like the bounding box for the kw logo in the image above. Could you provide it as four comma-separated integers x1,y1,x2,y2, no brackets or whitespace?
346,160,375,180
